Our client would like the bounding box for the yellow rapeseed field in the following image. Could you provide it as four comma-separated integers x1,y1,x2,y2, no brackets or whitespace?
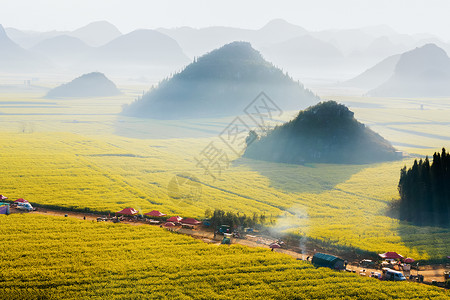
0,90,449,260
0,214,447,299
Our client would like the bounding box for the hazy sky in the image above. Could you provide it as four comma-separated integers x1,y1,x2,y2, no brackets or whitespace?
1,0,449,40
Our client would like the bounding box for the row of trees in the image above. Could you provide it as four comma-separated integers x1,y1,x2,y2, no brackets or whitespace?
398,148,450,226
205,209,271,230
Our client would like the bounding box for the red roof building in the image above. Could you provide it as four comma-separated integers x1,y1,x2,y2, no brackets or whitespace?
116,207,139,216
379,252,404,259
167,216,183,222
144,210,167,217
14,198,29,203
180,218,201,225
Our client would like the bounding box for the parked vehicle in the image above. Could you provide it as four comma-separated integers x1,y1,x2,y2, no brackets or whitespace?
383,268,406,281
16,202,34,211
359,259,374,268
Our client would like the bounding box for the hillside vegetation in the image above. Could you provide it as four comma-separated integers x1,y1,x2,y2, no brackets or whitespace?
244,101,398,164
122,41,318,119
397,148,450,226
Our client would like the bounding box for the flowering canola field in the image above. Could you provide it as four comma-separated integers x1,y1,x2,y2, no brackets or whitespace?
0,214,447,299
0,131,448,260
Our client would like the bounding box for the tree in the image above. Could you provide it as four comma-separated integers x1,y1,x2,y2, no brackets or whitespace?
245,130,258,146
398,148,450,226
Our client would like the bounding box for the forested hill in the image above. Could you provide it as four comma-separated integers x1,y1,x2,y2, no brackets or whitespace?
46,72,120,98
398,148,450,226
243,101,398,164
121,41,318,119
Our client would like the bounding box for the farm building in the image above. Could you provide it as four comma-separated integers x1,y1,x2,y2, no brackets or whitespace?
311,253,345,270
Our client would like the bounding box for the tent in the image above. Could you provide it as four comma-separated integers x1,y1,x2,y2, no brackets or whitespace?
144,210,167,217
180,218,201,225
269,243,281,249
167,216,183,222
379,252,404,260
311,253,345,270
163,222,176,227
0,195,7,200
404,257,415,263
14,198,28,203
116,207,139,216
0,205,9,215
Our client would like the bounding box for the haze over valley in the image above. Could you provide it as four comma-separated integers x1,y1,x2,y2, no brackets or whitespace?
0,1,450,298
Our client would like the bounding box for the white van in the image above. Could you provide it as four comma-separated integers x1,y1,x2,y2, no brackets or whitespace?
383,268,406,281
16,202,34,212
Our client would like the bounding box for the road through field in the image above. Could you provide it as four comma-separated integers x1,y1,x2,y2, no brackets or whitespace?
25,207,448,284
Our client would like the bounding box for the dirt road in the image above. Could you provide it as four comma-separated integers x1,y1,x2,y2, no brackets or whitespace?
26,208,448,284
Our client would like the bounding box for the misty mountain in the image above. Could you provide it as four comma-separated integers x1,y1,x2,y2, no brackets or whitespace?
312,28,377,56
369,44,450,97
254,19,308,44
45,72,120,98
158,19,308,58
157,26,253,59
261,35,344,69
122,41,319,119
5,21,121,49
85,29,189,69
351,36,407,61
70,21,122,47
358,24,398,37
244,101,398,164
5,27,65,49
31,35,92,66
344,54,401,89
0,24,49,72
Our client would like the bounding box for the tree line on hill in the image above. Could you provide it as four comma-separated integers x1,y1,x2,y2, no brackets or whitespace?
397,148,450,226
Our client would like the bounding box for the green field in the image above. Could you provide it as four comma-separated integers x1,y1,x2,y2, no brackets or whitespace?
0,87,449,260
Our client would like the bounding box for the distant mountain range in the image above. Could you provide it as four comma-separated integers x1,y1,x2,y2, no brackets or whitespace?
344,54,401,89
2,22,190,76
3,19,450,81
261,35,344,69
86,29,189,68
157,19,308,58
31,35,91,67
122,41,319,119
370,44,450,97
0,24,49,72
69,21,122,47
45,72,120,98
244,101,398,164
5,21,121,49
345,44,450,97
